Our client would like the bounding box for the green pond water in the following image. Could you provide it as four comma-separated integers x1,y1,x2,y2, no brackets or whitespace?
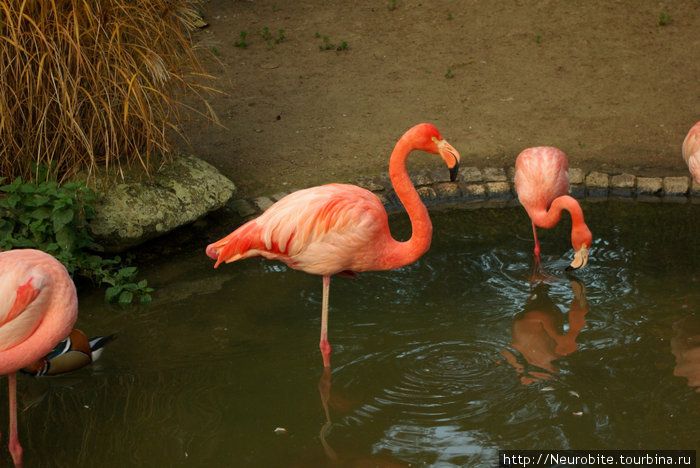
2,200,699,467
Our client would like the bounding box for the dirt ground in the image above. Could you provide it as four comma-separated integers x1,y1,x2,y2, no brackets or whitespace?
180,0,700,200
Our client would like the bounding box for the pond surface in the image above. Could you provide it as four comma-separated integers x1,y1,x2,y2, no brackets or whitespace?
3,201,700,467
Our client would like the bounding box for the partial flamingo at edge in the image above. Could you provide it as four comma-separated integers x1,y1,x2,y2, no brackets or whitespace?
0,249,78,467
682,121,700,185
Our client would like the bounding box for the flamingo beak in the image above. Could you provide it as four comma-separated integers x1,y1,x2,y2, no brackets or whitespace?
566,245,589,271
449,164,459,182
437,140,460,182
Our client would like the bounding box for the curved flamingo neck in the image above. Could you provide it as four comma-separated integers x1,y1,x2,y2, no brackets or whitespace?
381,136,432,269
531,195,585,229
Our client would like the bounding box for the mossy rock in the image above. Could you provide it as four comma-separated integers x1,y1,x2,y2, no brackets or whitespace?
88,154,235,252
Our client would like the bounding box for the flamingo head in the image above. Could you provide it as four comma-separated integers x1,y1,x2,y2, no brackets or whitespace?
567,224,593,270
410,123,461,181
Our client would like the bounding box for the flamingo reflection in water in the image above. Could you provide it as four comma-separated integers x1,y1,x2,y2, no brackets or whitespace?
501,279,588,385
671,314,700,393
292,368,410,468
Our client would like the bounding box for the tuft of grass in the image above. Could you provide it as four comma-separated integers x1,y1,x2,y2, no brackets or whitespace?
658,11,672,25
387,0,397,11
445,69,454,79
0,0,218,184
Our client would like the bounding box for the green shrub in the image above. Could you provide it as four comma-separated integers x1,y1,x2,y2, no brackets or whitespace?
0,176,153,305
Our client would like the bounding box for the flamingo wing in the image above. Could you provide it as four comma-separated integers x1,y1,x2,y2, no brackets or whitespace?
207,184,389,276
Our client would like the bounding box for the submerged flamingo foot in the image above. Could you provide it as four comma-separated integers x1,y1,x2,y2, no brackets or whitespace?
9,437,22,467
320,339,332,368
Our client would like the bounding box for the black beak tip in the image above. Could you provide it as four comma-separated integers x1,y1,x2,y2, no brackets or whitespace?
449,164,459,182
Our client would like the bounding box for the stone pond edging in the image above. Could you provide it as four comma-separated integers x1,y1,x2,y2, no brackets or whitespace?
225,167,700,222
94,161,698,253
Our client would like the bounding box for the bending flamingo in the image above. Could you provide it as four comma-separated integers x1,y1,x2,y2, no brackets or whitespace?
206,123,460,367
514,146,592,270
0,249,78,466
682,121,700,184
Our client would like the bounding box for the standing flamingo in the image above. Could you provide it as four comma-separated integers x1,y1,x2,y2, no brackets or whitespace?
514,146,592,270
206,123,460,368
682,121,700,184
0,249,78,466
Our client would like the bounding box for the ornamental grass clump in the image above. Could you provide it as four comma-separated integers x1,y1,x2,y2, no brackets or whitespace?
0,0,216,183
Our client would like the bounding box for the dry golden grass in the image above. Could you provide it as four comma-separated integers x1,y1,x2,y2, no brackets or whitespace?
0,0,217,183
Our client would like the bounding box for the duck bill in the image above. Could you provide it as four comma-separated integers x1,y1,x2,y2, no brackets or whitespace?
566,245,589,271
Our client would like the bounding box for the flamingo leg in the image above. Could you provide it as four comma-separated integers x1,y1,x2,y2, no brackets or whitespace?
8,372,23,467
531,222,541,257
319,275,332,368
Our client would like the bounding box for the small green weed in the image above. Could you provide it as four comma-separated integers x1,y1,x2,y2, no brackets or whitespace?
234,31,248,47
447,13,453,20
211,47,220,56
578,141,586,148
0,176,153,305
387,0,397,11
261,26,285,48
445,68,454,79
536,34,542,43
658,12,671,25
318,34,348,51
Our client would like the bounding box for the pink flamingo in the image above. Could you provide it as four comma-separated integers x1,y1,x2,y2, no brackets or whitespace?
0,249,78,466
682,121,700,184
206,123,460,368
514,146,593,270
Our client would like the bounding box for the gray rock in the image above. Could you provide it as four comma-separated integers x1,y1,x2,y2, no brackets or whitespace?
88,154,236,252
568,168,586,185
637,177,663,196
663,176,689,197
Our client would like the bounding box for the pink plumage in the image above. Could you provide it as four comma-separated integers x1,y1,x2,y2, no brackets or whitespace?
514,146,570,222
207,184,391,275
514,146,592,270
682,121,700,185
206,123,461,368
0,248,78,465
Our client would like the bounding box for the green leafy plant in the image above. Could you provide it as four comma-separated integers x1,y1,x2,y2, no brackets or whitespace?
658,12,671,25
0,176,153,305
387,0,397,11
445,68,454,79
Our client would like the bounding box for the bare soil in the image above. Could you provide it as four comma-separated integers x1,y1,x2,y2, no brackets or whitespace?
181,0,700,200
